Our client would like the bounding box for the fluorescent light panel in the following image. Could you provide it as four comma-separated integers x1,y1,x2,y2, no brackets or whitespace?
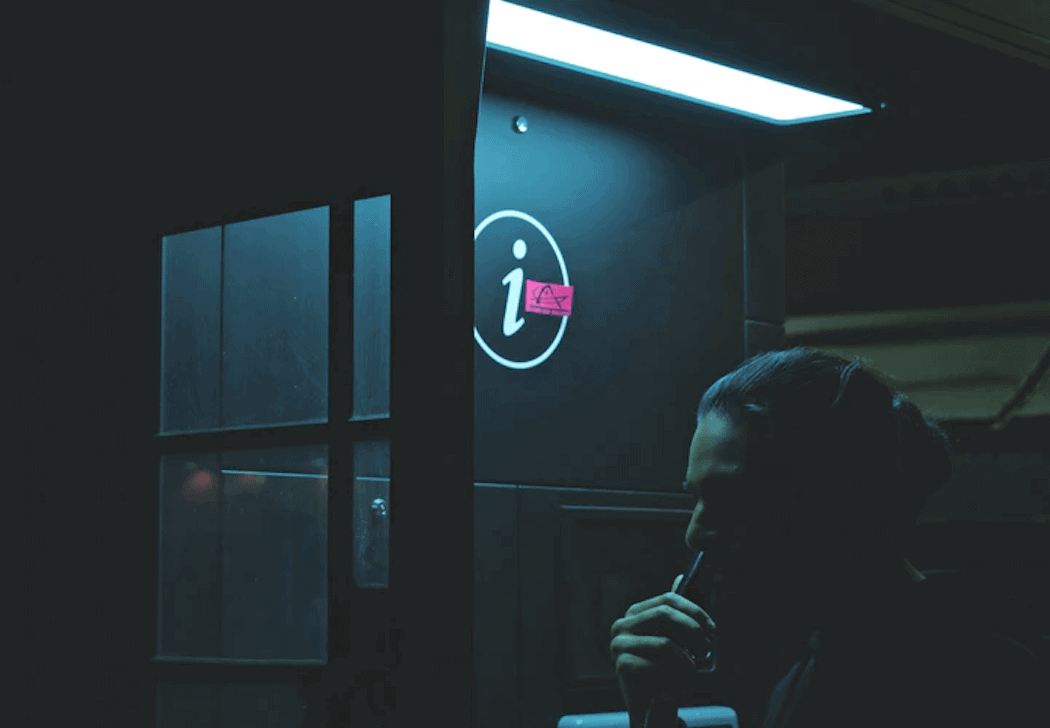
486,1,870,125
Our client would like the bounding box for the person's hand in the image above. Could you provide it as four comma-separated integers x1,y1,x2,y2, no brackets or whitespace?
609,574,717,718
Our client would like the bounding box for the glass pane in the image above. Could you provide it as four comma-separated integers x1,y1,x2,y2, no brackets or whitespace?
158,454,222,656
156,682,219,728
352,195,391,418
156,684,305,728
160,227,222,433
158,447,328,660
220,447,328,659
354,440,389,589
354,439,390,478
223,207,329,428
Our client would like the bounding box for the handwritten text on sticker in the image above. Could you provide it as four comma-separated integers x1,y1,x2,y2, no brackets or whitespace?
524,279,573,317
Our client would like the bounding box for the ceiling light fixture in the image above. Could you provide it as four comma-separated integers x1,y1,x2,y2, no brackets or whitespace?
485,1,871,125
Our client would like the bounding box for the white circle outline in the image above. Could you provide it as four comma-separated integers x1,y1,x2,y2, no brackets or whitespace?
474,210,570,370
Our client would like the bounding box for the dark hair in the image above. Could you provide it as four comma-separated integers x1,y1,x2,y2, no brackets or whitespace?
697,347,953,550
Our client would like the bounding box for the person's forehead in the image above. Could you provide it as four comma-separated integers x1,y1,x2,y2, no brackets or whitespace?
686,409,747,481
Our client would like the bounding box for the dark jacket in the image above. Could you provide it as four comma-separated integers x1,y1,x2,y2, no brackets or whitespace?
645,576,1046,728
759,579,1047,728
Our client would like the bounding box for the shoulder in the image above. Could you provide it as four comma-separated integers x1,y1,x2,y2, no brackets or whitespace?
926,627,1047,673
968,634,1047,725
980,632,1049,685
907,579,1044,676
912,629,1048,719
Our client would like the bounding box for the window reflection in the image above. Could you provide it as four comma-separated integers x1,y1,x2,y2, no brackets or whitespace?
158,447,328,660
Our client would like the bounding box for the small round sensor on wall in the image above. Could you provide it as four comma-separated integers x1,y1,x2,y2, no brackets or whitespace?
513,115,528,133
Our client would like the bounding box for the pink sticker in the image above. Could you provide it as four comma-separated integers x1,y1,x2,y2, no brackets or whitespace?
524,279,573,316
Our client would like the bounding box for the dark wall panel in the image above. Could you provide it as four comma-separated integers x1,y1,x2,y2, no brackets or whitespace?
744,160,786,324
517,486,700,728
745,320,785,360
474,484,519,728
474,93,748,492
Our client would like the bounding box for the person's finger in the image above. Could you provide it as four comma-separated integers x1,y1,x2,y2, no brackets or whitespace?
621,593,715,631
672,573,684,592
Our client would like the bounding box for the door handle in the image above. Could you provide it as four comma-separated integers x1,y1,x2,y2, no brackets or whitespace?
354,478,390,588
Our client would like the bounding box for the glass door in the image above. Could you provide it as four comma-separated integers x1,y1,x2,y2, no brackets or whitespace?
151,194,394,726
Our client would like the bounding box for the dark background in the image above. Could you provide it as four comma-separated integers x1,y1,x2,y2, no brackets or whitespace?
12,1,1049,726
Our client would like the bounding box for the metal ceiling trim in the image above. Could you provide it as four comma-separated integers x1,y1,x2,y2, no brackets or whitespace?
785,301,1050,339
990,340,1050,430
849,0,1050,70
786,160,1050,216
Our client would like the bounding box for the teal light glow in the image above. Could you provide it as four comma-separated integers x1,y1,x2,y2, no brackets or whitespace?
485,1,870,125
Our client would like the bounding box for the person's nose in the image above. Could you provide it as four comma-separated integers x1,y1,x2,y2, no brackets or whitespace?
685,501,718,551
